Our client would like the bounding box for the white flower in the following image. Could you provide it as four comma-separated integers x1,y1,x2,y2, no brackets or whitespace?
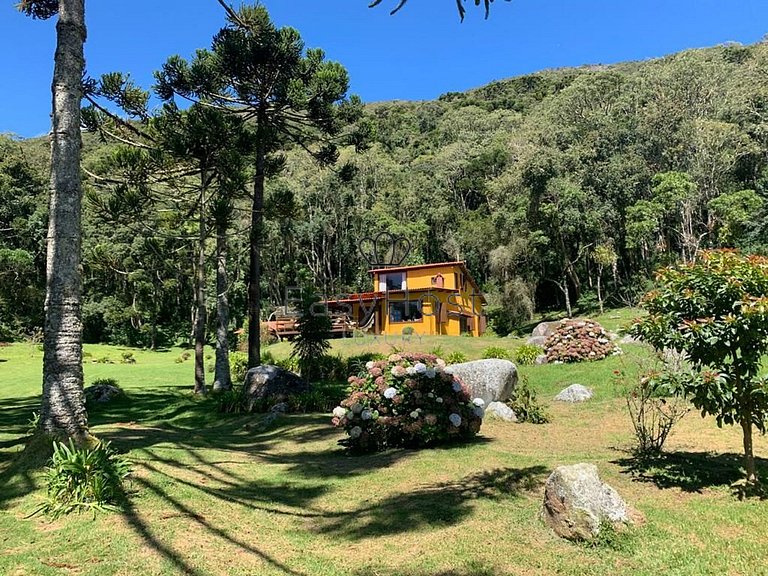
349,426,363,439
474,406,485,418
427,392,434,398
406,366,416,376
413,362,427,374
410,410,420,419
350,402,363,414
365,361,375,370
436,397,444,404
449,413,462,427
452,381,462,392
472,398,485,408
332,406,346,419
361,409,373,420
425,368,436,379
384,387,398,399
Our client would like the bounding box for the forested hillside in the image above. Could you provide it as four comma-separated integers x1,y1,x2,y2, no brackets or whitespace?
4,41,768,344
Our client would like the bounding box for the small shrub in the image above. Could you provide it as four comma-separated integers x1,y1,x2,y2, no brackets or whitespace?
429,345,446,358
230,352,249,384
35,440,131,519
90,377,120,389
401,326,415,336
514,344,542,366
615,367,689,458
289,383,346,413
544,319,619,363
275,355,299,373
93,355,113,364
120,351,136,364
181,351,191,360
332,353,484,452
507,376,549,424
482,346,510,360
316,354,347,382
214,386,248,414
444,351,468,365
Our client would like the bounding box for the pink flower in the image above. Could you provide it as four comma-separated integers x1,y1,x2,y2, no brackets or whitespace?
391,365,407,378
370,367,383,378
425,414,437,425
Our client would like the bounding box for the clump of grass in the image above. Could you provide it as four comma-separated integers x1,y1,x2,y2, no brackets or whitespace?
34,439,131,519
482,346,511,360
514,344,542,366
444,350,468,365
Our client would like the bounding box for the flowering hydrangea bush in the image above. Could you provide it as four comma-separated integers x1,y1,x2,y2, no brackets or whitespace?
331,353,484,452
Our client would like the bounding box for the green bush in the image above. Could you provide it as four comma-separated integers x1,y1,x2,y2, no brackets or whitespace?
35,440,131,519
444,351,468,365
289,383,346,413
508,377,549,424
229,351,249,384
482,346,510,360
214,386,249,414
120,351,136,364
401,326,415,336
514,344,542,366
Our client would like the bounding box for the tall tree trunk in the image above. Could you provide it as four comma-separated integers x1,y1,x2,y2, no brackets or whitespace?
247,137,266,369
213,218,232,391
596,265,604,315
193,175,208,395
40,0,89,443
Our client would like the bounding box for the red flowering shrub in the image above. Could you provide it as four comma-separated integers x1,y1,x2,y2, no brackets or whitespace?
332,353,484,452
544,319,620,363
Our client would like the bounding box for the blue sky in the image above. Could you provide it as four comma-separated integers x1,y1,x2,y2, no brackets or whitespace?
1,0,767,138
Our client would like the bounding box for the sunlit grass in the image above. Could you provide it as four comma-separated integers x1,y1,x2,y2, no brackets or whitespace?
2,309,767,575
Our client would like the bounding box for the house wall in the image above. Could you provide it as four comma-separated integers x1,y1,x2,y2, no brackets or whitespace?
373,265,485,337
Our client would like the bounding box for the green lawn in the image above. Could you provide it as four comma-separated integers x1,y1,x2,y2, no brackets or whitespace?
1,316,767,575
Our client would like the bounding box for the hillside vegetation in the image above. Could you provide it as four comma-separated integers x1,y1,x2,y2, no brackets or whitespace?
4,42,768,344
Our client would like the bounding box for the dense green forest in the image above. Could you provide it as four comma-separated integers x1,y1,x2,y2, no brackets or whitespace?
4,41,768,345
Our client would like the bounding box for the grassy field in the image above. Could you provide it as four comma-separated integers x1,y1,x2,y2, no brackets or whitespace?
1,310,767,575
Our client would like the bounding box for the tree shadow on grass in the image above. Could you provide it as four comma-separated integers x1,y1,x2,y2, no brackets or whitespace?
0,395,43,509
614,450,768,494
314,465,549,540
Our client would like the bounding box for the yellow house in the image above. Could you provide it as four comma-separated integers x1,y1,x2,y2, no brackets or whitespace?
325,261,487,337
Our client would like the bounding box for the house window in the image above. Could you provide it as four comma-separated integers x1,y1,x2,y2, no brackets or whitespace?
383,272,405,291
389,300,423,323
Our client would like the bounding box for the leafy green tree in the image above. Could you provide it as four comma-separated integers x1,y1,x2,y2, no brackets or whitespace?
156,2,355,368
630,250,768,487
709,190,764,246
19,0,90,442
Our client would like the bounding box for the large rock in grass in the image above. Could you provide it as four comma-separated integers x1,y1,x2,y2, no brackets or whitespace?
445,359,518,405
84,382,124,403
531,321,563,340
555,384,593,403
486,401,518,422
244,365,309,409
541,463,639,541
